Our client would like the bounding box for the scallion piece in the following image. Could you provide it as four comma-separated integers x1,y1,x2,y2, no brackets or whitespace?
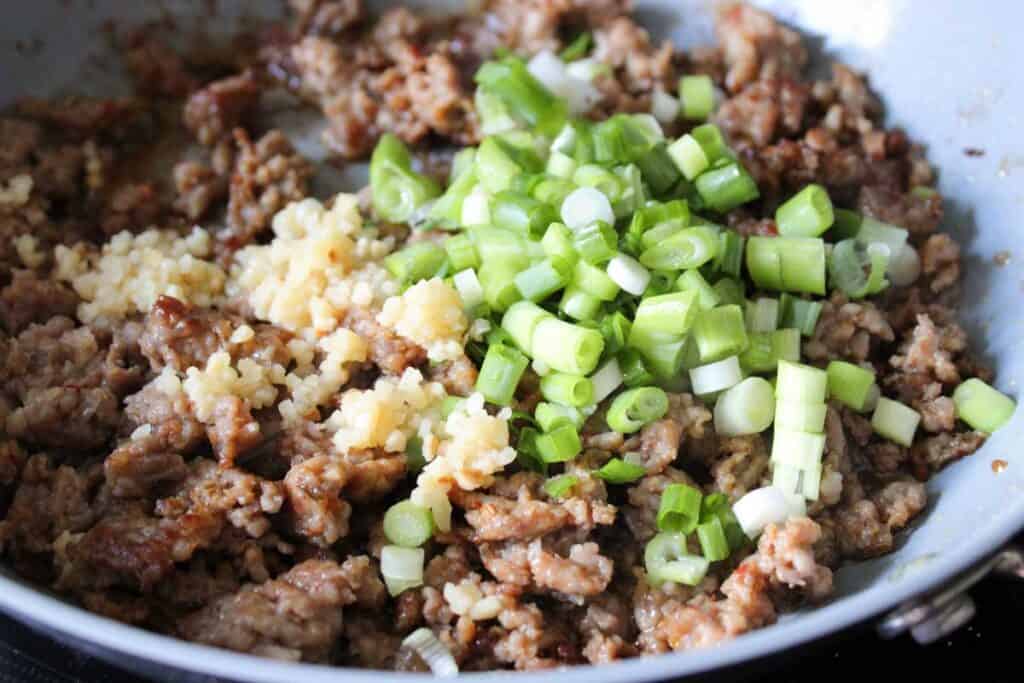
535,402,585,432
479,260,523,312
772,328,801,363
532,317,606,375
560,32,593,62
739,332,777,374
714,377,775,436
693,304,749,363
637,143,683,195
713,277,746,307
541,222,578,265
445,234,479,272
826,361,877,412
779,294,823,337
383,500,435,548
574,164,625,203
829,239,890,299
573,259,621,301
715,230,746,278
560,285,602,321
619,349,655,388
544,474,580,499
776,360,828,405
745,297,780,333
953,378,1016,433
491,191,558,237
675,269,720,311
644,532,710,586
640,220,686,250
696,517,730,561
476,343,529,406
700,493,748,550
690,124,730,165
746,236,827,295
668,133,710,181
405,436,426,474
469,227,529,267
474,137,524,194
452,269,485,310
590,358,624,403
595,457,647,484
501,301,552,354
370,134,441,224
606,253,652,296
475,87,519,136
639,226,719,271
535,423,582,463
634,336,690,380
679,74,715,120
431,164,478,227
775,184,835,237
540,372,594,407
607,386,670,434
561,186,615,231
871,397,921,447
657,483,703,533
514,258,570,303
774,400,827,433
475,56,567,136
385,242,448,285
690,355,743,396
573,221,618,264
381,545,425,596
600,312,633,356
631,290,700,338
771,429,826,470
695,161,759,213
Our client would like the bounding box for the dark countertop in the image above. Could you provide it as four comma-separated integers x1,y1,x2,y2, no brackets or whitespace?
1,573,1020,683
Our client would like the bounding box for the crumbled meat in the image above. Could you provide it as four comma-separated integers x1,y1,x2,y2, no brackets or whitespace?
122,33,198,98
283,454,352,546
0,270,78,334
804,292,894,362
177,557,381,662
637,393,711,474
426,353,478,397
857,186,943,237
911,431,986,473
341,305,426,376
292,0,366,36
183,72,261,146
711,435,770,500
716,3,807,92
716,79,810,147
919,233,961,293
173,160,228,221
624,467,700,542
526,540,613,599
225,129,313,251
104,434,189,499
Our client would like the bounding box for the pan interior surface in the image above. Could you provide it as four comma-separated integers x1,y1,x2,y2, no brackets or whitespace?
0,1,1021,681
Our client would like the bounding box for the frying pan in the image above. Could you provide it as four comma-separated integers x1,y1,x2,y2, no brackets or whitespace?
0,1,1022,681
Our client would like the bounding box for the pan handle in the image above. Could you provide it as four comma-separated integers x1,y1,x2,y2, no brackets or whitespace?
876,545,1024,644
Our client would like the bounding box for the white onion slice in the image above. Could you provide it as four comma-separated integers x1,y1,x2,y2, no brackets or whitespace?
733,486,792,539
402,628,459,677
606,253,651,296
689,356,743,395
561,187,614,231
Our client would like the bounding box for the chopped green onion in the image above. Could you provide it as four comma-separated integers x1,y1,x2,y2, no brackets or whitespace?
679,75,715,120
714,377,775,436
544,474,580,499
607,386,670,434
697,517,730,561
713,277,746,307
619,349,655,388
385,242,448,285
450,148,477,183
668,133,710,180
700,493,748,550
657,483,703,533
516,426,547,474
532,317,606,375
600,312,633,356
633,336,690,380
826,361,877,412
405,436,426,473
535,402,585,432
561,187,615,232
541,222,578,265
771,429,826,469
595,457,647,484
540,372,594,407
775,184,835,237
640,220,687,250
479,260,523,312
871,397,921,447
739,332,777,374
574,164,624,203
491,191,558,237
475,87,519,136
475,57,567,136
693,304,749,363
475,137,525,194
715,230,746,278
461,185,492,226
370,134,441,224
690,355,743,395
501,301,551,354
445,234,479,272
675,269,720,311
560,285,602,321
829,239,890,299
613,165,647,218
690,124,730,165
772,328,801,363
639,226,719,271
535,423,582,463
606,253,652,296
953,378,1016,433
695,161,759,213
652,88,681,124
644,532,710,586
469,227,529,267
573,221,618,264
745,298,779,333
644,270,676,298
592,114,657,164
546,150,577,179
452,269,485,310
573,259,621,301
560,32,593,62
381,545,425,596
746,236,827,295
476,343,529,406
776,360,828,405
514,258,570,302
779,294,823,337
631,290,700,338
590,358,624,403
431,164,478,227
637,143,683,195
383,500,435,548
773,399,826,433
832,209,909,254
